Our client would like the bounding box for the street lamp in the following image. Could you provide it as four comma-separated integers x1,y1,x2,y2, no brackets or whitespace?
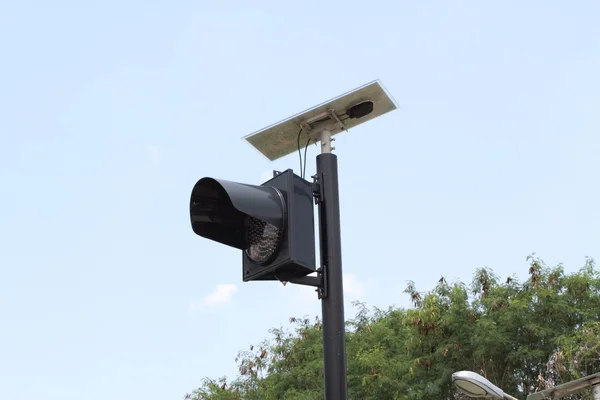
189,80,398,400
452,371,518,400
452,370,600,400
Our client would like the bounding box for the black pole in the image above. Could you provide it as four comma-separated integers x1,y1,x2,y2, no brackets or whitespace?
316,152,347,400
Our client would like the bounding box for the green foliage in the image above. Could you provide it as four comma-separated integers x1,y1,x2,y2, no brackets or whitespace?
186,256,600,400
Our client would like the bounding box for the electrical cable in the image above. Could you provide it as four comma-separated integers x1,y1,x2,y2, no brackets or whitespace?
298,114,349,179
302,137,311,180
296,128,304,178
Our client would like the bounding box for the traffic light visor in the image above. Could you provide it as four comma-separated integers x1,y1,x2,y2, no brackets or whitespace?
190,178,285,254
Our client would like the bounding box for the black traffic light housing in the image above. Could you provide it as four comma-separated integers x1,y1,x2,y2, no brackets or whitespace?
190,169,316,282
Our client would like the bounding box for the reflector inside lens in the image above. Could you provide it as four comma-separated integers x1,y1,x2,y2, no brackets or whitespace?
454,380,487,397
246,216,283,263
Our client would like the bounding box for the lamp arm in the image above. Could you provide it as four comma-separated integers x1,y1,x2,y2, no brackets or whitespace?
504,395,519,400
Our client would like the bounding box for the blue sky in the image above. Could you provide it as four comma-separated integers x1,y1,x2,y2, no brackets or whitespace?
1,1,599,399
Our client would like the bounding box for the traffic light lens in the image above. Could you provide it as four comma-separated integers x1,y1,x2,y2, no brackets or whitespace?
246,217,283,264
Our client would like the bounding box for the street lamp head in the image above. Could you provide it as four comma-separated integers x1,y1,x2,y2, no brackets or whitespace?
453,371,506,399
347,100,374,119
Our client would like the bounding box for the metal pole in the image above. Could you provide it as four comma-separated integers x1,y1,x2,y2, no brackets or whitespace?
592,384,600,400
317,130,347,400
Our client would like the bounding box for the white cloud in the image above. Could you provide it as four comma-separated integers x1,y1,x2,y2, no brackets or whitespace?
343,273,365,299
188,284,238,312
147,145,161,162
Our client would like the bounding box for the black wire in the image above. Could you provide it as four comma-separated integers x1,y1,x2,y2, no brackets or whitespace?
298,118,350,179
302,137,311,180
296,128,303,178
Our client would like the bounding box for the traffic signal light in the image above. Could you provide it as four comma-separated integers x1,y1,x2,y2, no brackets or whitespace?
189,169,316,282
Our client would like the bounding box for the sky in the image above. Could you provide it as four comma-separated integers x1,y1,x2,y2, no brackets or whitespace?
0,0,599,399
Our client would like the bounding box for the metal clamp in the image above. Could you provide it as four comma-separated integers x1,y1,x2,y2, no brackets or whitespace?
285,266,327,299
311,173,323,204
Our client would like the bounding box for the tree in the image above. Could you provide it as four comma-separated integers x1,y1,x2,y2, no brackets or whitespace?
185,256,600,400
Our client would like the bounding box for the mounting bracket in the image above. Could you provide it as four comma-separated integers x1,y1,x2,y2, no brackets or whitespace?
287,266,327,299
312,173,324,204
